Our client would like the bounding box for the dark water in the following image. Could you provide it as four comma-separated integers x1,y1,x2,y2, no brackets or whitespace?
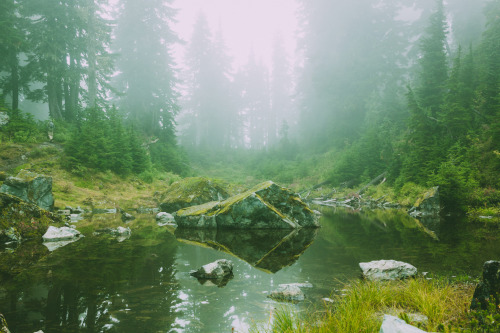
1,208,499,333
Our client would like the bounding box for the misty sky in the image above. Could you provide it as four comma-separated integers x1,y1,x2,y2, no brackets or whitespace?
172,0,299,70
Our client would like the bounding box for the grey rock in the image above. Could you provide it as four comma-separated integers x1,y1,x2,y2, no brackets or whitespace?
0,111,9,127
156,212,175,226
0,170,54,211
42,226,82,242
0,227,21,243
470,260,500,310
56,209,71,216
360,260,417,281
190,259,233,280
92,208,116,214
268,284,305,302
121,212,135,221
379,314,428,333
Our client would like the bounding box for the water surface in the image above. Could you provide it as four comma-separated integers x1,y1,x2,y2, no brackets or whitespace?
1,208,498,332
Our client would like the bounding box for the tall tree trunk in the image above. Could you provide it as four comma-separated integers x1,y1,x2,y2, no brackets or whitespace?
47,71,63,120
10,50,19,110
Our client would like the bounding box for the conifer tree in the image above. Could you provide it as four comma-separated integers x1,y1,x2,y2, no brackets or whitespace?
417,0,448,119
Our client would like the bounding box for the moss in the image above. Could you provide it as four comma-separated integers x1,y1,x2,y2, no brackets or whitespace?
0,192,63,240
414,187,439,208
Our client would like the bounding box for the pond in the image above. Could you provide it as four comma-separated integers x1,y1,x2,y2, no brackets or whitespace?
1,207,499,333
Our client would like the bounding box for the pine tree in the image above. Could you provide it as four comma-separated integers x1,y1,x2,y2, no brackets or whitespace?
0,0,25,110
113,0,179,137
417,0,448,119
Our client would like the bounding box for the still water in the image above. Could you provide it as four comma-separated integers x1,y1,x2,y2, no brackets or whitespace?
1,207,499,332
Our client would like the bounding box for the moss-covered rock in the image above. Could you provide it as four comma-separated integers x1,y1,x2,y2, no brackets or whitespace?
0,169,54,211
175,181,319,229
158,177,229,213
0,192,64,242
408,186,440,218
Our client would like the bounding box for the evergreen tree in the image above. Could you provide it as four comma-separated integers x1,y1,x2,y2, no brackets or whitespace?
113,0,179,137
270,33,292,147
0,0,26,110
182,13,235,149
417,0,448,119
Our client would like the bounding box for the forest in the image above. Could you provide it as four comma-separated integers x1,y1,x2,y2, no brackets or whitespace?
0,0,499,211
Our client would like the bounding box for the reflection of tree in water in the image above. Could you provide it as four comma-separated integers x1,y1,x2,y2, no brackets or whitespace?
1,230,180,333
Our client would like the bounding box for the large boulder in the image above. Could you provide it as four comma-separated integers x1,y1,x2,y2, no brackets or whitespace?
158,177,229,213
0,192,63,242
175,181,319,229
0,170,54,211
408,187,440,218
379,315,428,333
359,260,417,281
470,260,500,310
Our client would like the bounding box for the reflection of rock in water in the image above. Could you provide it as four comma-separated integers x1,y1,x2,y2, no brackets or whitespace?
174,228,318,273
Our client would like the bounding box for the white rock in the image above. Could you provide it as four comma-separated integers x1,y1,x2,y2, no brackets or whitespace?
42,226,82,242
360,260,417,281
379,315,428,333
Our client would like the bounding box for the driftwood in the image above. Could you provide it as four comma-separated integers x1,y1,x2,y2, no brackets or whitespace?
356,171,387,195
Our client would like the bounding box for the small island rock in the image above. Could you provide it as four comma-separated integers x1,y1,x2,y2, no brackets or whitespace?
359,260,417,281
190,259,233,280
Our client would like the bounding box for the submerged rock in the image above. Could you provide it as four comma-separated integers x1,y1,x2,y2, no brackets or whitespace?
408,187,440,218
175,181,319,229
190,259,234,287
0,170,54,211
268,284,305,303
379,314,428,333
470,260,500,311
159,177,229,213
359,260,417,281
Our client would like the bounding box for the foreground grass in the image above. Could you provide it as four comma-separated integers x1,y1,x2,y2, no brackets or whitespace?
256,277,475,333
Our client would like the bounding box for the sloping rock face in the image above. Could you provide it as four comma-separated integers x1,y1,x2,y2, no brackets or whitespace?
159,177,230,213
359,260,417,281
0,192,63,242
380,315,428,333
470,260,500,310
0,170,54,211
408,187,440,218
175,181,319,229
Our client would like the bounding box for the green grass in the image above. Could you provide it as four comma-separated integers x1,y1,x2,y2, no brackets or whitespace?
256,278,474,333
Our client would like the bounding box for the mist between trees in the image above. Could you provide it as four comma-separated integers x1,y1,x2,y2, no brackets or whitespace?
0,0,499,210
